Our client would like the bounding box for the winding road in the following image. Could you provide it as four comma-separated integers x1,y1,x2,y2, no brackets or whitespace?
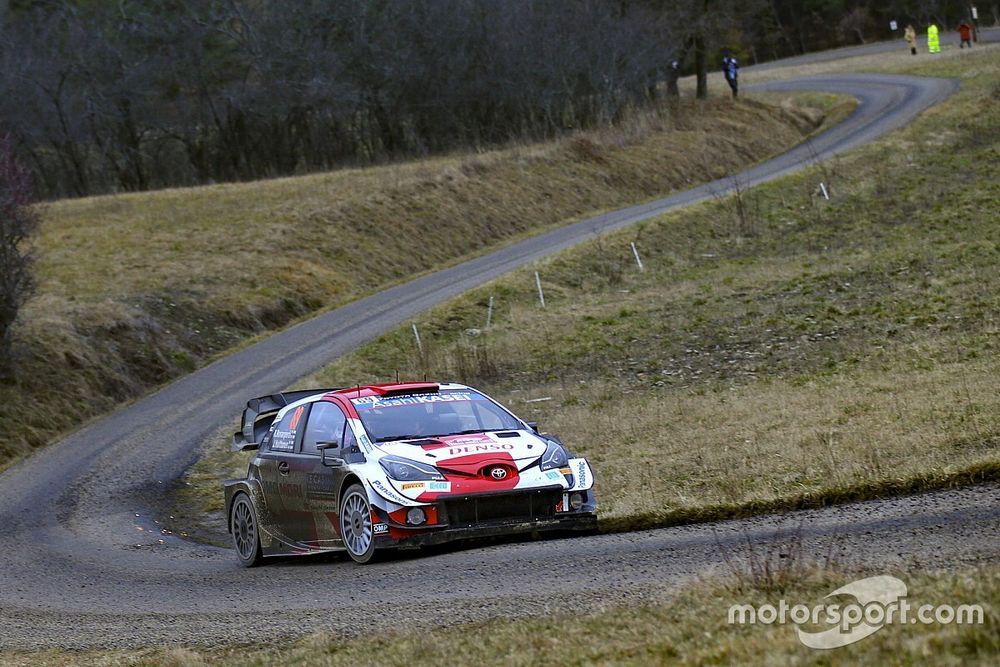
2,41,999,650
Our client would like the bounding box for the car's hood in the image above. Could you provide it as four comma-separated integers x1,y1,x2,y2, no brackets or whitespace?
376,430,546,471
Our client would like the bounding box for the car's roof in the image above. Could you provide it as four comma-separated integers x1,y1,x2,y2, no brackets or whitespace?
328,381,470,400
273,382,475,419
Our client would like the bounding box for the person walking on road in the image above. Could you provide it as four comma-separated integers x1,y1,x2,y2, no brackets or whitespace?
927,23,941,53
957,22,973,48
722,51,739,99
904,24,918,55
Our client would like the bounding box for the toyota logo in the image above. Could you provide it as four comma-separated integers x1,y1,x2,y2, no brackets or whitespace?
490,466,508,480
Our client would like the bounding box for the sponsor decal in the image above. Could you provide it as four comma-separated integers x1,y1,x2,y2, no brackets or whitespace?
289,406,305,430
559,467,572,475
271,431,295,451
373,522,389,535
446,434,494,446
545,470,563,481
401,482,427,491
358,432,373,453
446,443,514,457
428,481,451,492
351,391,477,408
371,479,409,505
261,481,304,499
576,460,588,488
489,466,508,480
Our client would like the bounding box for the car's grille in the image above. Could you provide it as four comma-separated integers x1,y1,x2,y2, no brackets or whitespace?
441,489,561,526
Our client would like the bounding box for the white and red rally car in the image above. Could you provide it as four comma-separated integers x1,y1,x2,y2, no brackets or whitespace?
224,381,596,566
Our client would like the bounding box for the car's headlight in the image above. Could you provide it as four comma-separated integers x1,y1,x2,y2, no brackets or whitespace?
540,440,569,471
379,455,444,481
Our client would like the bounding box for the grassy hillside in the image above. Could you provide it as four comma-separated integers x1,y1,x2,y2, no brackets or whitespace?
237,46,1000,528
0,95,832,467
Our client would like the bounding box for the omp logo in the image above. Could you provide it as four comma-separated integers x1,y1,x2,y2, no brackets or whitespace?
728,575,985,649
373,523,389,535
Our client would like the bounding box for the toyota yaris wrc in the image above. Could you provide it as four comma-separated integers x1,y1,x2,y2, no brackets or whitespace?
224,382,597,566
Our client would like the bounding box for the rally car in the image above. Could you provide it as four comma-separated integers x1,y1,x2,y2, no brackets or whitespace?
224,381,597,566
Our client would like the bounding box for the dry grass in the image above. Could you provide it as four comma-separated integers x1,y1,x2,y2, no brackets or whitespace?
0,95,824,466
3,567,995,665
268,47,1000,531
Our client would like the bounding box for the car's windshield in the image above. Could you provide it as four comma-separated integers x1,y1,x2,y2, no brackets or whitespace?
351,389,522,442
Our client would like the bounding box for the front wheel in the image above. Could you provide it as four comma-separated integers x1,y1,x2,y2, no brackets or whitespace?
230,493,263,567
340,484,377,564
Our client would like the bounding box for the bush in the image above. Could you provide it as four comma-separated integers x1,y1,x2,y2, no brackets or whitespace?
0,134,38,376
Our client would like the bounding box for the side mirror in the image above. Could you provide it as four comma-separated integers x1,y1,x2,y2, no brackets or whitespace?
527,422,539,433
317,440,345,467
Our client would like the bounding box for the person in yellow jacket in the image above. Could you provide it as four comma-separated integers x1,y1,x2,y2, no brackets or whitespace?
904,24,918,55
927,23,941,53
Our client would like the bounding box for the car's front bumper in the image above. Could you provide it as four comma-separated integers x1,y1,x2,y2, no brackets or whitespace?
378,511,598,547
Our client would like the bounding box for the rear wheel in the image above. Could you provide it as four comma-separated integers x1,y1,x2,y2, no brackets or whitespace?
340,484,376,564
231,493,263,567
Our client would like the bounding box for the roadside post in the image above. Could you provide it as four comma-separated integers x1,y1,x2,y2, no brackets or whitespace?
971,6,979,42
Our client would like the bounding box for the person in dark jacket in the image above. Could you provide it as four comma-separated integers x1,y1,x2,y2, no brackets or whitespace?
957,22,973,48
722,51,739,99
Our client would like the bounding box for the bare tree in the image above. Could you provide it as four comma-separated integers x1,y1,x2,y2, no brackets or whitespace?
0,134,39,376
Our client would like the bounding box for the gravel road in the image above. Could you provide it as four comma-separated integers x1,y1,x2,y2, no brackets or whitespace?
1,54,995,650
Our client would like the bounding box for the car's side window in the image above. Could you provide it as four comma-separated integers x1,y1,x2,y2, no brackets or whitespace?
302,401,347,455
270,404,308,453
342,420,358,450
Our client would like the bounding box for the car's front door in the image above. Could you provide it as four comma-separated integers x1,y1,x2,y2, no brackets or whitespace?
290,400,349,546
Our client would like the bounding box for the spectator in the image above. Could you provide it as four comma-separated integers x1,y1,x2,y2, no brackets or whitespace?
927,23,941,53
957,22,973,48
722,51,739,99
904,24,917,55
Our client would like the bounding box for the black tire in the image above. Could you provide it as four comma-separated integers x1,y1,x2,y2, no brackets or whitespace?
230,493,263,567
340,483,377,564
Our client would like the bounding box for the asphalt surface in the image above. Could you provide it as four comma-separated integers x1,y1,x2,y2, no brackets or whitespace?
1,48,996,650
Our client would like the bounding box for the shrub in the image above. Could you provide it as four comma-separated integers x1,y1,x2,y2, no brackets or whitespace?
0,134,38,376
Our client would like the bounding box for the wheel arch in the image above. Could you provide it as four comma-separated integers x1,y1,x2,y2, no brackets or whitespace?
338,473,364,507
224,479,260,534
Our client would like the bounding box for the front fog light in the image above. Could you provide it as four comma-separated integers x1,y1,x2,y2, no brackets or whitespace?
406,507,426,525
569,492,584,510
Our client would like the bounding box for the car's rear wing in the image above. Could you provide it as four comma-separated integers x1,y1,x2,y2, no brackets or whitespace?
232,388,342,452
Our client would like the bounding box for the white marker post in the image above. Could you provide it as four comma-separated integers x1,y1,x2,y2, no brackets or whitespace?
535,271,546,308
485,295,494,328
630,242,644,271
411,323,423,354
820,182,830,200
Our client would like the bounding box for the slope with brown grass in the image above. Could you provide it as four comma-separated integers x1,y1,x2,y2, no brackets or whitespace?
0,96,830,465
